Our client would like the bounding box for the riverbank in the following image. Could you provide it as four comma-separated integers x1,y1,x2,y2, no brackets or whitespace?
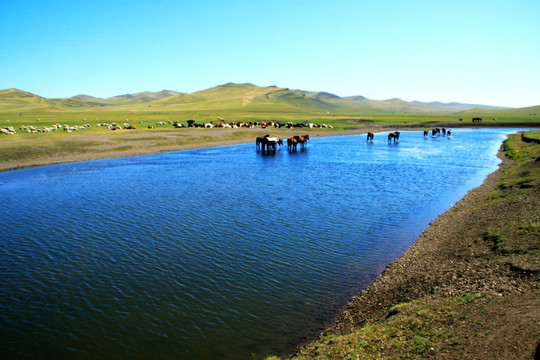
276,131,539,359
0,122,519,172
0,126,377,172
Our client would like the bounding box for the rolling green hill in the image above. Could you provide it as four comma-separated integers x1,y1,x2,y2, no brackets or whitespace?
104,90,182,105
1,83,538,125
0,88,58,111
0,89,107,111
457,105,540,118
149,83,477,115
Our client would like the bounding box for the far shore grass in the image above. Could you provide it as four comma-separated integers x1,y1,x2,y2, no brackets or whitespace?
1,110,538,172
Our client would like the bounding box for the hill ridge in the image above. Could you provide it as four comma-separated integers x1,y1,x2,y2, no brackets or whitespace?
0,83,535,115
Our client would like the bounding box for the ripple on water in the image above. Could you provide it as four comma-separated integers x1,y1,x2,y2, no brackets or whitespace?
0,129,521,359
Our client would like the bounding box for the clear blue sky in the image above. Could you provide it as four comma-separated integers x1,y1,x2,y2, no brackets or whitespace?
1,0,538,108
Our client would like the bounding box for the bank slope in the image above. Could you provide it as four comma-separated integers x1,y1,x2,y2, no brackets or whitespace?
278,131,540,360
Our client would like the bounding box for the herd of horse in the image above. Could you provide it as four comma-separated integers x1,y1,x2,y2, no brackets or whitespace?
367,128,452,144
425,127,452,137
257,128,452,152
256,134,309,152
366,131,401,144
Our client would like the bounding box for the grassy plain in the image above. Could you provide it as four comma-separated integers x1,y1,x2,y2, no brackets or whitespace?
1,95,539,172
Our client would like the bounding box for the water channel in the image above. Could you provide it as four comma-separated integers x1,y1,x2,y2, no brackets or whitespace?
0,128,522,359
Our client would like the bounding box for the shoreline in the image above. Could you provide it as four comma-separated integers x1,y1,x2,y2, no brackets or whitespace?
0,126,385,172
1,123,534,173
290,133,539,359
331,150,511,333
287,151,510,355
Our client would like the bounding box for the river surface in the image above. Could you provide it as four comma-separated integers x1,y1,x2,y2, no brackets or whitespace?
0,129,522,359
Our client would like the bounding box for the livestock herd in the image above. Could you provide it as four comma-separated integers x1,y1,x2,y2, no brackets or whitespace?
375,128,452,144
256,134,310,152
258,128,453,153
169,120,332,129
0,115,499,137
0,123,92,135
0,118,333,135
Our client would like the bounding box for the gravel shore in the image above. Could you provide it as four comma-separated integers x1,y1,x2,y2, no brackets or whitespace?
292,140,540,359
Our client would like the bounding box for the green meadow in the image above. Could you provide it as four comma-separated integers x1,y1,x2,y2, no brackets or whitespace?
1,83,539,170
1,83,539,132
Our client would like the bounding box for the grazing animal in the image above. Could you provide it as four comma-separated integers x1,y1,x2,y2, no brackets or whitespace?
447,129,452,137
287,137,298,151
367,132,374,142
258,135,283,152
294,135,309,149
256,136,264,149
423,130,429,138
388,131,400,144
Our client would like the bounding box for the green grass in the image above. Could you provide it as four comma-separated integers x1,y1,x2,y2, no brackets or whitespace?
276,295,484,360
2,84,539,130
1,87,538,169
485,130,540,201
479,131,540,269
0,139,107,162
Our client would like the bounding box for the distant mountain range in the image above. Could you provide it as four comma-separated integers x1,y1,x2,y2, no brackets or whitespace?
0,83,533,116
70,90,183,105
410,100,507,111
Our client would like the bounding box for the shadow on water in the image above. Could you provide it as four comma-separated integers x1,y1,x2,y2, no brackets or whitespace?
287,147,309,155
257,149,281,155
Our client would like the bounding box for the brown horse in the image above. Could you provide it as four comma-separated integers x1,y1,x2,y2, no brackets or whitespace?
388,131,400,144
287,137,298,151
295,135,309,149
367,132,374,142
423,130,429,138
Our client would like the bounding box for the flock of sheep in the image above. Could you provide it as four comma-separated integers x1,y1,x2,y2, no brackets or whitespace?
1,123,92,135
1,117,334,136
168,120,333,129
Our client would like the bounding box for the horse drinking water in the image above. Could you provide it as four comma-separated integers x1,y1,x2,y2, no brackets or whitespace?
367,132,374,142
388,131,400,144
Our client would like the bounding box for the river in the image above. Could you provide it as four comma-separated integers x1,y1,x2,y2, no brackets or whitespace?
0,128,521,359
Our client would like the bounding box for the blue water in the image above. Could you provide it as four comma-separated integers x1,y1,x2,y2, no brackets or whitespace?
0,129,521,359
